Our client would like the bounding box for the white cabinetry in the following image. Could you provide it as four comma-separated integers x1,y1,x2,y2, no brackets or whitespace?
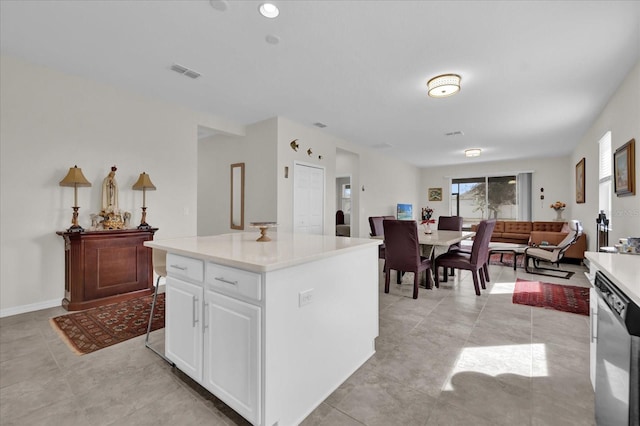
165,253,261,425
203,290,260,423
165,276,203,382
147,235,380,426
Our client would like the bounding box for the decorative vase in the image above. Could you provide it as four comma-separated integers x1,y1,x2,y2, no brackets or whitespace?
423,222,432,234
554,208,564,221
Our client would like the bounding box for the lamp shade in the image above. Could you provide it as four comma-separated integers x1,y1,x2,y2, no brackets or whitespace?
132,172,156,190
427,74,461,98
59,165,91,187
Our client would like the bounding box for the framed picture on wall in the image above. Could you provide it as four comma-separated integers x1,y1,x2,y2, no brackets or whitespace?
575,157,585,203
428,187,443,202
614,139,635,196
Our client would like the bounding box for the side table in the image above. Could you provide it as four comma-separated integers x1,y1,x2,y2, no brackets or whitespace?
56,228,158,310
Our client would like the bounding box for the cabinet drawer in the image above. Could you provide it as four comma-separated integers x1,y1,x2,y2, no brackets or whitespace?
206,263,261,301
167,253,204,283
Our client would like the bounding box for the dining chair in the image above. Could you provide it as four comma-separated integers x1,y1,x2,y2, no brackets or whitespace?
437,215,463,274
369,215,395,270
145,248,173,365
434,219,496,296
383,219,432,299
523,219,582,279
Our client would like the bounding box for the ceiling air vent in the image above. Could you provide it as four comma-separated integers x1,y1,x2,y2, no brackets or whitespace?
445,130,464,136
313,122,327,128
170,63,201,79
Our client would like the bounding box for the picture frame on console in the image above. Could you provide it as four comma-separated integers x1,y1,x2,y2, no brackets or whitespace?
614,139,635,196
576,157,585,203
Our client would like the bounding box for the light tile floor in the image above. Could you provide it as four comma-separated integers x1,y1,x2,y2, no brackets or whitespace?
0,261,595,425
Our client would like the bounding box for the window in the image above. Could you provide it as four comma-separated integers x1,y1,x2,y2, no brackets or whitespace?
451,173,529,229
598,131,612,226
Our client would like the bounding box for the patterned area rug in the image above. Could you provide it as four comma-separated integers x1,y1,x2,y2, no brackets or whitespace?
512,279,589,316
489,252,525,268
50,293,164,355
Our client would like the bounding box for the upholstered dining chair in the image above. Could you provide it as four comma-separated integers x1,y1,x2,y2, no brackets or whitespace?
524,219,583,279
383,219,433,299
145,248,173,364
369,215,395,270
437,215,464,274
434,219,496,296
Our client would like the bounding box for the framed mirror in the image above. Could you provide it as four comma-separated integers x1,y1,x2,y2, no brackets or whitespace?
230,163,245,230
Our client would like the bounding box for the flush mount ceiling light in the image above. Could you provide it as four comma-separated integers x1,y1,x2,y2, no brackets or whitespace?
465,148,482,157
427,74,461,98
259,3,279,18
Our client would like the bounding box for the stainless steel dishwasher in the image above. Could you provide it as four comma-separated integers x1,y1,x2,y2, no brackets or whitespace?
594,271,640,426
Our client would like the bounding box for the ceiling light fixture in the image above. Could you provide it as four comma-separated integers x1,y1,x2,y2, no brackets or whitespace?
427,74,461,98
259,3,279,18
465,148,481,157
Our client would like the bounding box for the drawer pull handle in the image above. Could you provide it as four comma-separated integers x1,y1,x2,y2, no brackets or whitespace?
214,277,238,286
193,296,199,327
170,264,188,271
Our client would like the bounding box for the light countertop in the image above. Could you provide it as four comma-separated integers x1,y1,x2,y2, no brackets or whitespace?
585,251,640,306
145,232,381,273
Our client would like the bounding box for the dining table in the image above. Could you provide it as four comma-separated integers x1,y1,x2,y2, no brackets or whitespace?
372,227,476,288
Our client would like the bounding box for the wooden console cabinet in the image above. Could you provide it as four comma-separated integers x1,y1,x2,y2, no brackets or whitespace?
56,228,158,311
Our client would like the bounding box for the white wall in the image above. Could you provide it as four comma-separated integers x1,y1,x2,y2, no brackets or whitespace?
420,156,571,222
571,61,640,250
277,117,336,234
0,55,244,315
276,117,422,238
198,119,277,236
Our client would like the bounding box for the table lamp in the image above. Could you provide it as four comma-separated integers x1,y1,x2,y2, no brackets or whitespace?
59,165,92,232
132,172,156,229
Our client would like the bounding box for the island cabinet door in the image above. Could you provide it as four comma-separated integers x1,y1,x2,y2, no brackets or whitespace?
203,289,261,426
165,276,203,383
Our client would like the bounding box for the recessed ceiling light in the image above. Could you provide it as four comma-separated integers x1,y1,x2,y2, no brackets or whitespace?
427,74,461,98
465,148,481,157
259,3,279,18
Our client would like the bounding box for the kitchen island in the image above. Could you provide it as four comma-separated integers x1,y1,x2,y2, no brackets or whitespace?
145,232,380,426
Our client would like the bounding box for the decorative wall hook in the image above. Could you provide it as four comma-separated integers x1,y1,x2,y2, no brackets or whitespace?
290,139,299,151
318,155,323,160
307,148,313,156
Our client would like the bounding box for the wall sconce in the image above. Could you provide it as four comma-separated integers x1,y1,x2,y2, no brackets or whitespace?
132,172,156,229
59,165,92,232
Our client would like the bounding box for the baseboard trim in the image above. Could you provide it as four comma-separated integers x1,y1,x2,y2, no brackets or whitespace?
0,298,61,318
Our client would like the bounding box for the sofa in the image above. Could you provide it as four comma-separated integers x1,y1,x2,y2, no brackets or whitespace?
470,220,587,260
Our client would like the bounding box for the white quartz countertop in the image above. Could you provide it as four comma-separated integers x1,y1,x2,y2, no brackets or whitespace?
585,251,640,306
145,232,381,273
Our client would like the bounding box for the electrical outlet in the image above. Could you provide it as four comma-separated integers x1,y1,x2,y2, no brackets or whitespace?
299,289,314,307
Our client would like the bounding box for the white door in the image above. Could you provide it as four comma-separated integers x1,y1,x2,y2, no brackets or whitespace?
165,277,203,382
294,163,324,234
203,290,261,425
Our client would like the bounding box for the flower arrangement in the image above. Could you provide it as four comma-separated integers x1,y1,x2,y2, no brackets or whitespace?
550,201,566,211
421,207,435,224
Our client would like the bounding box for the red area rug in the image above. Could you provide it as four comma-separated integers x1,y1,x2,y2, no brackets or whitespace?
50,293,164,355
512,279,589,316
489,252,525,268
